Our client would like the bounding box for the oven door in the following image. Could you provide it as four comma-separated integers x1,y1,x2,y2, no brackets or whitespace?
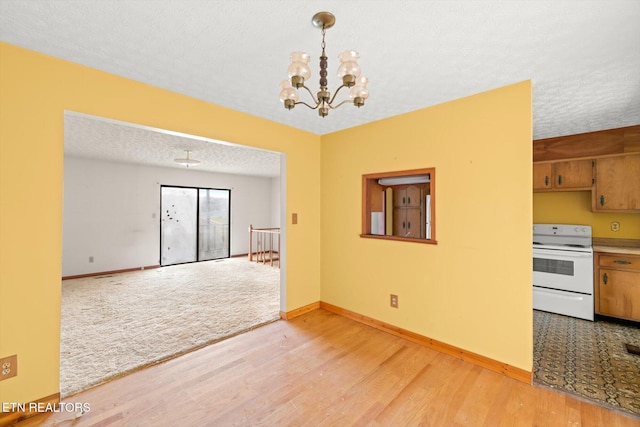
532,247,593,294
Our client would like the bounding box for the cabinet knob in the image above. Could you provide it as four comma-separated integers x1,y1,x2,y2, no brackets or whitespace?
600,195,605,206
614,260,631,265
603,273,608,285
558,175,563,185
544,176,549,186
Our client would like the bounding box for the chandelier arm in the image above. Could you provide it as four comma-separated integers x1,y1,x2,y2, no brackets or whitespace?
327,84,348,105
328,99,354,110
299,84,320,105
295,101,321,110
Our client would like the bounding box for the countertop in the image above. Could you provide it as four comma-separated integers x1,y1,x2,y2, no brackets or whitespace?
592,238,640,256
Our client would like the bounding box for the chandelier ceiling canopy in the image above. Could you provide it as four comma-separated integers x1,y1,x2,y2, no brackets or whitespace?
279,11,369,118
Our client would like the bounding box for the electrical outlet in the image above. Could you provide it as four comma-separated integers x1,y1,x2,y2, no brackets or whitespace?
611,221,620,232
89,256,94,263
0,355,17,381
390,294,398,308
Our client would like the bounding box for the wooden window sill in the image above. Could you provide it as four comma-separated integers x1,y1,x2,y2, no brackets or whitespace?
360,234,438,245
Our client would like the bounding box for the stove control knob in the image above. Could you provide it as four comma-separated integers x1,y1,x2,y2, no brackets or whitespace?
574,227,580,232
582,227,587,233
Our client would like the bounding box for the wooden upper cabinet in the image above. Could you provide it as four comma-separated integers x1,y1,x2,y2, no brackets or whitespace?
533,163,553,190
592,155,640,212
533,160,593,192
554,160,594,189
393,185,421,207
533,126,640,212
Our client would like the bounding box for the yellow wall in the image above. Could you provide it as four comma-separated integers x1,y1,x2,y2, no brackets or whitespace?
0,42,534,404
0,42,321,403
320,81,533,370
533,192,640,238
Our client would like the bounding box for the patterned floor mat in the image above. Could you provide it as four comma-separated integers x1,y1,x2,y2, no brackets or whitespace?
533,310,640,417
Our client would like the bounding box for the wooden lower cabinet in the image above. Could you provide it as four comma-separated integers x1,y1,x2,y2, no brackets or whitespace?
595,253,640,322
393,207,421,238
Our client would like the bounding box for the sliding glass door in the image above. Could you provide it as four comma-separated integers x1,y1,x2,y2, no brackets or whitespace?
161,187,198,265
161,186,230,266
198,189,230,261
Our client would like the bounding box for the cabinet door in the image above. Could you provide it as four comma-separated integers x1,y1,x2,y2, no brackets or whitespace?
405,186,421,207
593,155,640,211
393,186,422,207
393,208,422,238
533,163,552,191
598,268,640,321
553,160,593,189
393,189,406,207
393,208,406,237
404,207,422,238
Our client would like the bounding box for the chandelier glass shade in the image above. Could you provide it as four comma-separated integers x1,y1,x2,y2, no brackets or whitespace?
279,12,369,117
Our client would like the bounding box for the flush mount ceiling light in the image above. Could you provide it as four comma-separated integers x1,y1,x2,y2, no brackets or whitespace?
378,175,431,186
279,11,369,117
174,150,200,168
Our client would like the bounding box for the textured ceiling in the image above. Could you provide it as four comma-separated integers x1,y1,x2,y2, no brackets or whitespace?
64,112,282,177
2,1,640,176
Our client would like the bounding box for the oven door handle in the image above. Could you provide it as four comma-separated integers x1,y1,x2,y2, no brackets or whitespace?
533,287,589,301
532,248,593,259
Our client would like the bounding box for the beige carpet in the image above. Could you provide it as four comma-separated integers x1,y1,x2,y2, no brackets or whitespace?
60,257,280,397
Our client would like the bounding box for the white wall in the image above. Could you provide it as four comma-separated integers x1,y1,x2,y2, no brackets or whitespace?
270,175,281,228
62,156,278,276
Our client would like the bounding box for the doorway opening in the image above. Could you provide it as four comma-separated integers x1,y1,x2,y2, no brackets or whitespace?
61,111,286,396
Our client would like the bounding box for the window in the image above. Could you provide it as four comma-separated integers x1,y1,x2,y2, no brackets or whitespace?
361,168,436,244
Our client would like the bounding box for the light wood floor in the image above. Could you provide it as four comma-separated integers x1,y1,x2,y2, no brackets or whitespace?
16,309,640,426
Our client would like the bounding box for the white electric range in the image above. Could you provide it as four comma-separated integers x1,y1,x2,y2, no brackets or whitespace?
533,224,594,321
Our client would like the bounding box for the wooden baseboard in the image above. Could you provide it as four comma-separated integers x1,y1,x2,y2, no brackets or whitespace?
62,265,160,280
0,393,60,427
231,253,249,258
319,302,532,384
280,301,321,320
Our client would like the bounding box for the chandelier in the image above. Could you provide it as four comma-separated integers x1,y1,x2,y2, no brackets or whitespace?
279,11,369,117
174,150,200,167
